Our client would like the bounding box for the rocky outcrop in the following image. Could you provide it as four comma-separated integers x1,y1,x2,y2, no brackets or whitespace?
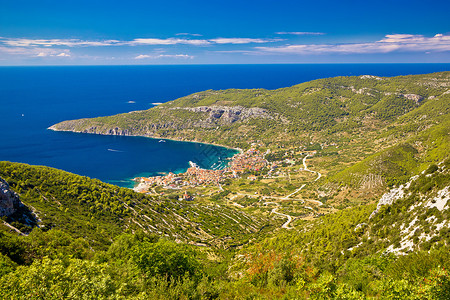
170,105,275,125
80,126,131,136
0,177,39,231
369,176,416,219
402,94,423,104
0,177,23,217
48,105,279,139
360,75,383,80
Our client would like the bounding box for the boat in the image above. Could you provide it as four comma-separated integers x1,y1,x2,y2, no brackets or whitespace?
189,161,199,168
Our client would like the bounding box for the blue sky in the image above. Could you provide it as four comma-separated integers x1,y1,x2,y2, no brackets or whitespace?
1,0,449,65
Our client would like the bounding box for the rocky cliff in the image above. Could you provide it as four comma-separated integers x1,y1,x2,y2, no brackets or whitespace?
0,176,38,232
367,161,450,254
48,105,278,136
169,105,277,125
0,177,22,217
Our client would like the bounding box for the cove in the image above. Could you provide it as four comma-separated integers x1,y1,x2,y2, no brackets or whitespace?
39,131,238,188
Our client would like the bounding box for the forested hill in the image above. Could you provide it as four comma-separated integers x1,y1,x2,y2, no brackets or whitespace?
1,161,448,298
0,161,274,250
50,72,450,149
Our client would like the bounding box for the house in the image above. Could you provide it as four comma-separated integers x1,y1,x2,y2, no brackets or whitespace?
183,191,193,201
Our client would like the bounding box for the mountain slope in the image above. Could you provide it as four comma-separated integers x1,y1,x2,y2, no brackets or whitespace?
49,73,450,197
225,160,450,297
0,161,274,249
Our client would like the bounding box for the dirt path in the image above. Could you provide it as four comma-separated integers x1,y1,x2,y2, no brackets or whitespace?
272,207,293,229
263,201,294,229
282,154,322,200
283,184,306,200
228,153,323,229
302,153,322,182
273,153,323,227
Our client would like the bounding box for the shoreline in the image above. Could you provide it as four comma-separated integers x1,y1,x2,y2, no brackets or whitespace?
47,126,243,154
132,147,268,192
47,127,243,186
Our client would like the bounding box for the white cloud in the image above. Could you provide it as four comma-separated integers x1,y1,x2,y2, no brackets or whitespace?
1,38,121,47
0,36,281,49
130,37,280,46
158,54,193,59
130,38,210,46
135,54,151,59
255,34,450,54
135,54,194,59
0,46,71,57
276,32,325,36
175,33,203,37
210,38,281,44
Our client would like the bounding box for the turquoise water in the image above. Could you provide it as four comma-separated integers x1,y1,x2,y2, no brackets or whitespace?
1,64,449,187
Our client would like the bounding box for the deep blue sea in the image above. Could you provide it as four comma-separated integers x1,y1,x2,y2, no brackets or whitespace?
1,64,449,187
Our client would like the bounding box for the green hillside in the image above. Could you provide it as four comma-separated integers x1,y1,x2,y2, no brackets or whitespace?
50,72,449,147
0,162,274,250
50,72,450,196
1,160,449,299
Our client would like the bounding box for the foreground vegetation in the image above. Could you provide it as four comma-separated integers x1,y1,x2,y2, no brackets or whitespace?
0,161,276,249
1,159,449,299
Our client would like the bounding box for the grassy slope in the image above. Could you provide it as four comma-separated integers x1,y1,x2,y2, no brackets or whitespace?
0,162,275,249
227,161,450,296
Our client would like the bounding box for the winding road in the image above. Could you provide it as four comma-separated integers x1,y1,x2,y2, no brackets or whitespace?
268,153,323,229
302,153,322,182
228,153,323,229
263,202,293,229
272,207,293,229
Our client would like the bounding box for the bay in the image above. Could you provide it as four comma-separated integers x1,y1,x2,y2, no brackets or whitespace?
1,64,449,187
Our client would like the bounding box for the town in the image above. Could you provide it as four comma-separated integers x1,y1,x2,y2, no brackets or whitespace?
133,148,269,193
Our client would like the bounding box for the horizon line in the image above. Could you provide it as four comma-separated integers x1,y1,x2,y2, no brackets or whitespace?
1,62,450,67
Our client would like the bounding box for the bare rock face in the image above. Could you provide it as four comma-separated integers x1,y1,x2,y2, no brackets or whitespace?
369,177,416,219
360,75,383,80
0,177,22,217
172,105,274,125
402,94,424,104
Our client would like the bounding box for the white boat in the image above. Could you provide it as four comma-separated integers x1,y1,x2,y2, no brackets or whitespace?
189,161,199,168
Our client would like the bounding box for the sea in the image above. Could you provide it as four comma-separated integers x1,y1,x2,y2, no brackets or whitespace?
1,64,449,187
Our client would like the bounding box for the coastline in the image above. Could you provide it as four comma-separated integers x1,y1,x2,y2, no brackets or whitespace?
132,146,267,193
47,126,243,154
47,127,242,185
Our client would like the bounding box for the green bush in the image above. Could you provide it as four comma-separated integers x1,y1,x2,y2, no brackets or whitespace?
130,239,202,281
